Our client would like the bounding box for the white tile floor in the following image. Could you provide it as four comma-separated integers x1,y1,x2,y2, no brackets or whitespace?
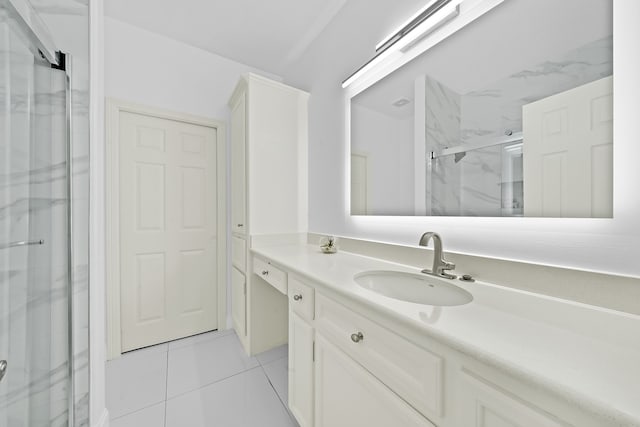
107,330,299,427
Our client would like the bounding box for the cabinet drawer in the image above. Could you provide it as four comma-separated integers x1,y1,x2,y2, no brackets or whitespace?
232,236,246,270
253,256,287,294
315,293,443,420
288,276,315,322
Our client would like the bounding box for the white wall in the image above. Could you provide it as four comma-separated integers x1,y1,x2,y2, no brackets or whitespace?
104,17,280,119
104,17,282,331
351,103,414,215
284,0,640,278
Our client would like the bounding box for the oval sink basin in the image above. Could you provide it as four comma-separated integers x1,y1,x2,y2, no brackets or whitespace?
354,270,473,306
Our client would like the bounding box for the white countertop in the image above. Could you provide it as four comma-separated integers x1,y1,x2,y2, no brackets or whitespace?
252,243,640,427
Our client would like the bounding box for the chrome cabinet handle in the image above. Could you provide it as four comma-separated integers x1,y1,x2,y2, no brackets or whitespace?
293,294,302,301
261,270,269,276
237,224,244,228
0,360,7,383
351,332,364,343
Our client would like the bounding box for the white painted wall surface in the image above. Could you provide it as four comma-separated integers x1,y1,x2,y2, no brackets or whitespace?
283,0,640,278
104,17,280,120
104,17,282,333
351,103,414,215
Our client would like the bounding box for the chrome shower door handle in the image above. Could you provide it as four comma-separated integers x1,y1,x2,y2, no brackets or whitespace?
0,239,44,250
0,360,7,383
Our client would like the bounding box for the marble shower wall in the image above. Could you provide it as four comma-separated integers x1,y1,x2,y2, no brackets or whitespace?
461,36,614,144
424,75,461,216
425,36,613,216
0,11,74,426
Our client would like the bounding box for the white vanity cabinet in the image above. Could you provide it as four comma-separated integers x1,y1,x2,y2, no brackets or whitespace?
228,73,309,355
271,262,616,427
314,333,436,427
230,266,246,336
230,91,246,235
457,370,568,427
287,276,437,427
288,277,315,427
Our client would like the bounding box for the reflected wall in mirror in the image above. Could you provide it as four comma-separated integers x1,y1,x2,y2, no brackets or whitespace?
350,0,613,217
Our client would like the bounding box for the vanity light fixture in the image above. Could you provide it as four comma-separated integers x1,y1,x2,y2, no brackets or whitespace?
376,0,459,52
342,0,462,88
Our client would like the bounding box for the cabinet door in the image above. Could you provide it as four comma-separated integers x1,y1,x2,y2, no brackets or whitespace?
230,92,246,234
289,312,314,427
231,267,246,336
458,370,568,427
314,334,435,427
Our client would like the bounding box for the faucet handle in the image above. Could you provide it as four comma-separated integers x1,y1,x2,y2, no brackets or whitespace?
442,261,455,271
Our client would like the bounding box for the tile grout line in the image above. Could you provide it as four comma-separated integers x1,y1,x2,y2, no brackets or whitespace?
165,364,264,402
112,333,289,424
256,347,288,368
261,363,299,426
109,402,165,423
167,329,235,352
107,331,230,424
262,364,287,408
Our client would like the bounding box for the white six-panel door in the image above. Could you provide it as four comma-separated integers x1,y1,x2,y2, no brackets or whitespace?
118,111,218,352
350,153,368,215
523,76,613,218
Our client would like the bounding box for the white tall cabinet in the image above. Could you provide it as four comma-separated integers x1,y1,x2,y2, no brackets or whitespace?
228,73,309,355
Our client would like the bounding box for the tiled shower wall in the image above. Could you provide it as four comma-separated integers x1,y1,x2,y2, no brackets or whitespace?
424,75,461,216
425,36,613,216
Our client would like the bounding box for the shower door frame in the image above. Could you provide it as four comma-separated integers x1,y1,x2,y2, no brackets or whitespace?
1,0,76,425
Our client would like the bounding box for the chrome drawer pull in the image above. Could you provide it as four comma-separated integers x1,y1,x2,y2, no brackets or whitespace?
351,332,364,343
293,294,303,301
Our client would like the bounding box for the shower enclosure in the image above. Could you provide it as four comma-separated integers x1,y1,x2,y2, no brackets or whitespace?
0,0,75,425
428,133,524,217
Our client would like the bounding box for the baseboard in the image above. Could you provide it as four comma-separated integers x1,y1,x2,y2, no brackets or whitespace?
93,409,110,427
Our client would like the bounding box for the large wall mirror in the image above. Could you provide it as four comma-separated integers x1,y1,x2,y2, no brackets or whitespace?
350,0,613,217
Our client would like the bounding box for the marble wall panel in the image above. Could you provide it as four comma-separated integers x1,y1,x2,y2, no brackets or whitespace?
425,36,613,216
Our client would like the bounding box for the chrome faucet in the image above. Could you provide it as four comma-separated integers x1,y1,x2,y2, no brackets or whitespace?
418,232,456,279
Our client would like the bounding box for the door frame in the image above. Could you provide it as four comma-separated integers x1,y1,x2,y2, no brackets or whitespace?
105,98,227,359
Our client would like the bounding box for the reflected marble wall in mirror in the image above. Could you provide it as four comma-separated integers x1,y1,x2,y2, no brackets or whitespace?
350,0,613,217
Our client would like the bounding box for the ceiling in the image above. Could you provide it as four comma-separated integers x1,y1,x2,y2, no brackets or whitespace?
105,0,347,76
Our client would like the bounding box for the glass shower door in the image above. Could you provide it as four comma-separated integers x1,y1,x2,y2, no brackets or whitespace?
0,4,71,427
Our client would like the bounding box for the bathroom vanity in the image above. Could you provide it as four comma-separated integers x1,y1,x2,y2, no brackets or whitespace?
228,74,309,355
250,242,640,427
229,2,639,426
